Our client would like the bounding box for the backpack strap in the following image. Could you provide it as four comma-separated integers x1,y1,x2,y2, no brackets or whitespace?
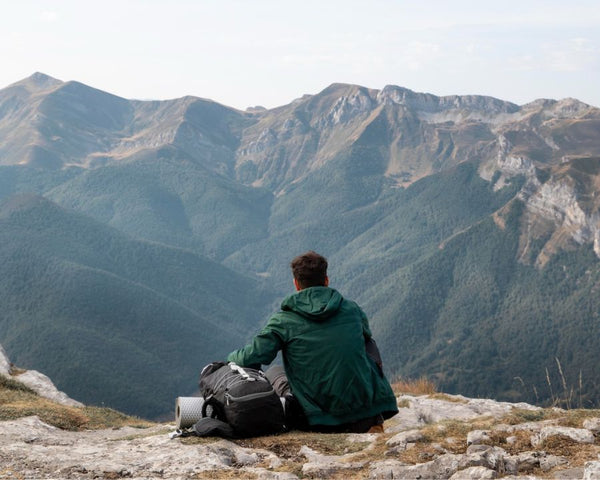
193,417,236,439
202,395,222,419
169,427,195,439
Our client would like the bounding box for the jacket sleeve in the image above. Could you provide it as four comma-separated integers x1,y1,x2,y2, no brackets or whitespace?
358,305,384,371
226,316,285,368
359,306,372,339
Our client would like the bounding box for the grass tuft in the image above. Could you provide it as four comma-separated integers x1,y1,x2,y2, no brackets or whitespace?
0,374,37,394
502,408,554,425
0,374,151,430
392,377,437,396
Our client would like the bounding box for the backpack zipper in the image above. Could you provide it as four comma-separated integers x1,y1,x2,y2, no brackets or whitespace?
225,390,275,405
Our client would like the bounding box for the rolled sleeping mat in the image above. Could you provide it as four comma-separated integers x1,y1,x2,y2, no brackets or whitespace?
175,396,205,429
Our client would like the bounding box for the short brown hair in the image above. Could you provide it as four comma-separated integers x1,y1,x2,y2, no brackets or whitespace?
290,251,328,288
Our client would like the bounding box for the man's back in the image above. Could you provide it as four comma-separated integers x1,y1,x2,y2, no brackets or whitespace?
227,286,398,427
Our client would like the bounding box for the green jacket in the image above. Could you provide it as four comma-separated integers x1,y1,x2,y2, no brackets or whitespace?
227,287,398,426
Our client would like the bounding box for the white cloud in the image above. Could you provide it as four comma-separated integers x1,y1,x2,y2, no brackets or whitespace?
545,37,598,72
398,41,442,72
40,11,59,23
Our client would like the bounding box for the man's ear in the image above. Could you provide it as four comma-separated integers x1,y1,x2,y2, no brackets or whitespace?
294,278,302,291
324,276,329,287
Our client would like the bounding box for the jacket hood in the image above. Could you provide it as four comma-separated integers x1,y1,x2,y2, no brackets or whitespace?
281,287,343,321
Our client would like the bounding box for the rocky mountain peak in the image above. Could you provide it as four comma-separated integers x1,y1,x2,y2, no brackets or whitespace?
29,71,62,86
377,84,519,116
7,72,63,94
317,86,375,127
552,97,594,118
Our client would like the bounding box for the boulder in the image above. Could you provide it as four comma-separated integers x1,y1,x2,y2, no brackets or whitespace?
14,370,83,407
395,395,539,425
370,453,464,479
449,466,498,479
585,461,600,480
531,426,595,447
386,429,424,448
467,429,492,446
583,418,600,435
299,445,366,477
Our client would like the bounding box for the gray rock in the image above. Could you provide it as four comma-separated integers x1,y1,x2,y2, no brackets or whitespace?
1,389,599,480
501,476,543,480
459,446,508,473
299,445,366,477
532,426,595,447
467,429,492,446
504,455,519,476
14,370,83,407
347,432,379,443
585,461,600,480
369,460,409,479
0,416,283,479
370,453,464,479
496,419,557,434
449,466,497,479
251,470,299,480
302,461,365,477
467,444,493,454
0,343,11,376
507,450,569,474
539,454,569,471
393,394,539,426
386,428,424,448
552,467,584,479
584,418,600,435
385,401,426,432
511,451,542,472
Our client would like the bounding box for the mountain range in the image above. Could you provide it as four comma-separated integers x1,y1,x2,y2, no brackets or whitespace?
0,72,599,417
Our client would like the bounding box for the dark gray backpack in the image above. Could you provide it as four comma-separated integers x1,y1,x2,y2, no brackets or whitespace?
198,362,285,438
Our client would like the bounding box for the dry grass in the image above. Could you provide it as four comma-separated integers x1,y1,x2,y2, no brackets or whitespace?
488,429,533,455
392,377,437,396
555,408,600,428
501,408,555,425
184,431,371,458
428,393,468,404
0,374,36,394
538,436,600,467
0,374,151,430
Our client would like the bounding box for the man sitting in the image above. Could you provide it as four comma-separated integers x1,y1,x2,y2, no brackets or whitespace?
226,251,398,433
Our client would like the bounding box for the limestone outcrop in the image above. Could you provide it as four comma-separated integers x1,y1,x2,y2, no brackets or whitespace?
0,344,83,407
2,390,600,479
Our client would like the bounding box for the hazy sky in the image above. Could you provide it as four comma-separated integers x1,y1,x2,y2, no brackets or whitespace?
1,0,599,109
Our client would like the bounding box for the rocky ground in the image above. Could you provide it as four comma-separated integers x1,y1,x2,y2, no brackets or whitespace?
2,393,600,479
3,344,600,479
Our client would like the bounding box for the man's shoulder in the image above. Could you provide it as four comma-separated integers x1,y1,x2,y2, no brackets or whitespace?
339,297,366,315
268,309,302,325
